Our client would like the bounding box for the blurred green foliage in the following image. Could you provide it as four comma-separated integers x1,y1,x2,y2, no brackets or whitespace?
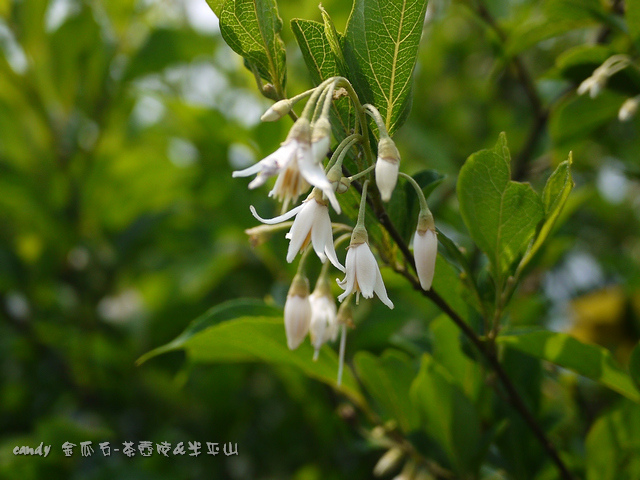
2,0,640,479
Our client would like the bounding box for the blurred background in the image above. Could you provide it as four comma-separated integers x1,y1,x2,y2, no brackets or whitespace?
1,0,640,478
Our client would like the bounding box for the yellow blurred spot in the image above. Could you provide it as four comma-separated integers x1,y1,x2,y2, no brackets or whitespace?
569,287,638,364
16,234,44,263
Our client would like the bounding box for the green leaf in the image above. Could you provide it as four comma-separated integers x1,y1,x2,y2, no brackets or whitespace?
411,354,482,475
457,133,544,281
343,0,428,135
630,342,640,391
291,18,355,139
291,19,340,85
497,331,640,403
137,298,282,364
430,315,483,401
627,0,640,51
519,155,574,271
319,5,349,76
141,314,365,407
354,350,419,433
205,0,224,16
431,255,472,323
219,0,287,94
586,401,640,480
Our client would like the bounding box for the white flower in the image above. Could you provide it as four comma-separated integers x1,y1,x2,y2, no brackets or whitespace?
250,193,345,272
284,275,312,350
619,97,639,122
375,137,400,202
375,158,399,202
337,241,394,309
413,227,437,290
577,75,605,98
233,118,340,212
309,289,338,358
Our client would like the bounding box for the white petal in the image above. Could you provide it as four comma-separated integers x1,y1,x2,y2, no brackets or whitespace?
414,229,437,291
250,204,303,225
232,162,263,178
373,266,394,309
286,202,316,263
337,248,356,302
324,234,345,272
375,157,399,202
309,292,338,352
310,204,331,260
354,243,378,299
284,295,311,350
298,150,341,213
312,136,330,163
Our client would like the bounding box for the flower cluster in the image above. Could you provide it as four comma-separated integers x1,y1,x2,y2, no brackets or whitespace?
233,77,438,383
577,54,640,122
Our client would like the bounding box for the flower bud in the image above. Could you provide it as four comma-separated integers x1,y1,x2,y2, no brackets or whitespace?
261,99,293,122
375,137,401,202
619,97,639,122
284,274,311,350
311,117,332,163
309,278,338,359
336,176,350,194
413,219,437,291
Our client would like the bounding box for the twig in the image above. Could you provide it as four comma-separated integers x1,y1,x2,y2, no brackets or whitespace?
358,182,575,480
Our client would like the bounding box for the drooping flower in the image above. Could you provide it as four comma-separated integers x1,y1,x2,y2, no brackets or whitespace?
577,75,605,99
414,227,437,291
284,274,312,350
375,137,401,202
337,227,394,309
250,190,345,271
232,117,340,211
309,277,338,359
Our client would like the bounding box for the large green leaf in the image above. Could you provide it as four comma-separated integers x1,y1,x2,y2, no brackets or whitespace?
291,18,355,139
411,354,482,475
218,0,287,94
519,155,574,271
205,0,224,16
457,134,544,281
586,401,640,480
139,306,364,406
343,0,428,135
429,315,483,401
354,350,419,433
291,19,340,85
497,331,640,403
137,298,281,363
